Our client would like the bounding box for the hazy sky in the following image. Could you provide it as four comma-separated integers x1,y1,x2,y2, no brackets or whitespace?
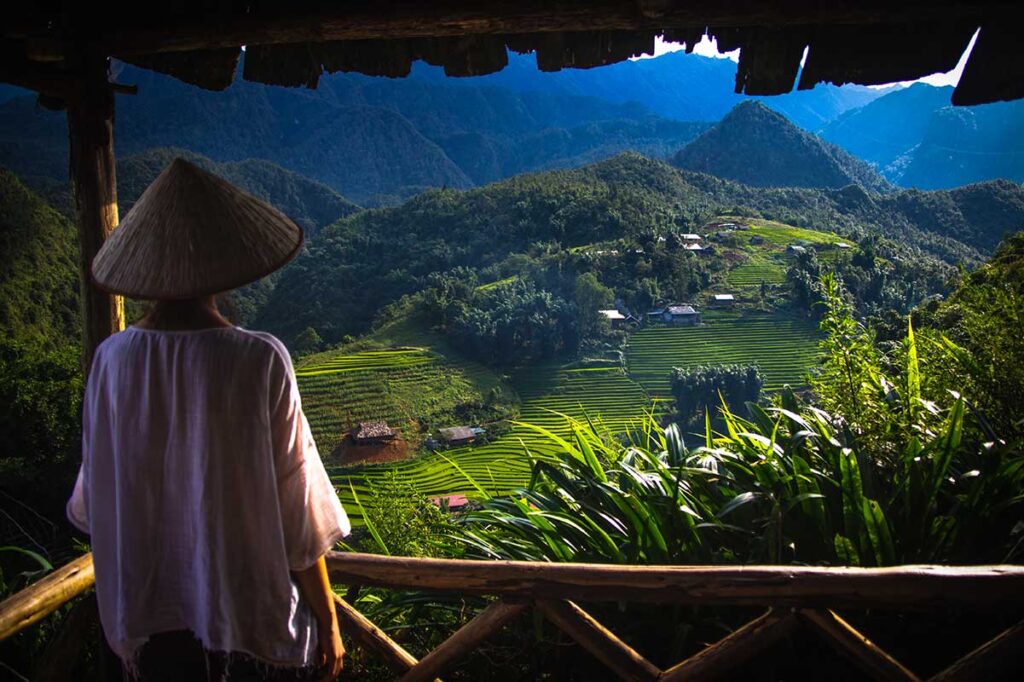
636,31,979,89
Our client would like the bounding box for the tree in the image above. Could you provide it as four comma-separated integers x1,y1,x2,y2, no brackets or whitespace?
293,326,323,354
574,272,614,338
671,364,763,429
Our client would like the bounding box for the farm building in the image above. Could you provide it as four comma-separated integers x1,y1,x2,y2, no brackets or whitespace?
429,494,470,511
713,294,737,305
836,242,852,249
684,243,705,253
787,245,807,254
750,235,765,245
439,426,477,446
352,420,397,445
664,305,701,326
680,233,701,241
600,309,627,328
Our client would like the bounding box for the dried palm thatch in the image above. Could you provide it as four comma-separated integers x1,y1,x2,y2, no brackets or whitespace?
91,158,303,299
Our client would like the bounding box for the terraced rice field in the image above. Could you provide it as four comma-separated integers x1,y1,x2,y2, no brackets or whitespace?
328,365,652,520
626,313,823,396
296,348,495,453
726,260,786,287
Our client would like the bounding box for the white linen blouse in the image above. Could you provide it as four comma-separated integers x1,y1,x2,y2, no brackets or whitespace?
66,326,350,669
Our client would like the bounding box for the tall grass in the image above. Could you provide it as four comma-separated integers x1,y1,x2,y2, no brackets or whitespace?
452,276,1024,567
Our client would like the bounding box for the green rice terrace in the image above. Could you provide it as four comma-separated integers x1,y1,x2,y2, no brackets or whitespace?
295,347,505,452
324,363,651,521
301,308,824,522
725,259,787,287
626,311,823,396
718,217,851,289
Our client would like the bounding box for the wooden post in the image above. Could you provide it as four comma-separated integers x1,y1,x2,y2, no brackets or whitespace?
799,609,920,682
66,56,124,373
535,599,660,682
660,609,799,681
333,595,419,675
401,600,528,682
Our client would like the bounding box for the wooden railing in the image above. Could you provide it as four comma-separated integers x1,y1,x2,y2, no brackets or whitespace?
2,552,1023,680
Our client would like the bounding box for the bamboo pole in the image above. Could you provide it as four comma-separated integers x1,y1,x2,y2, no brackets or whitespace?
0,554,94,641
66,55,124,374
799,609,920,682
333,595,419,675
401,601,527,682
660,609,799,681
536,599,660,682
928,621,1024,682
325,553,1024,611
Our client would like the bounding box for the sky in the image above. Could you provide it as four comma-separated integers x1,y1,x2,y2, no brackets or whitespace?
635,31,980,89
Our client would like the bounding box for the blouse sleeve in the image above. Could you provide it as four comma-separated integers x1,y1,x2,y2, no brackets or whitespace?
268,344,351,571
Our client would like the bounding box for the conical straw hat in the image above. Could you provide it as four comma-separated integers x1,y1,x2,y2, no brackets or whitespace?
92,158,304,299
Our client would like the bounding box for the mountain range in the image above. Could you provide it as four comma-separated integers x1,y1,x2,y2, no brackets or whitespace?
0,50,898,204
820,83,1024,190
0,48,1019,209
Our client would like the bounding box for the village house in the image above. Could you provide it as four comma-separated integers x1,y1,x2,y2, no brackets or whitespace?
749,235,765,245
787,244,807,255
429,494,470,511
713,294,737,306
352,420,396,445
679,233,701,241
599,309,627,329
439,426,478,447
836,242,852,250
663,305,701,326
684,243,705,253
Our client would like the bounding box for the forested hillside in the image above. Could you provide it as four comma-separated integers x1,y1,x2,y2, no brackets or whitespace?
116,148,360,235
0,168,79,348
673,102,891,193
256,153,1022,345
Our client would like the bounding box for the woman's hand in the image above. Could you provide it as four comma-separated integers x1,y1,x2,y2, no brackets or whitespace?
293,556,345,680
318,616,345,681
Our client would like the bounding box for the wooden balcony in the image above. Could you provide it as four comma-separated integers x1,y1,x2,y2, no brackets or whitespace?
3,552,1023,680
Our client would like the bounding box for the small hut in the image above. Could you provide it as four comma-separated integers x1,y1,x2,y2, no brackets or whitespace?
600,309,627,329
664,305,701,326
352,421,396,445
439,426,477,446
713,294,737,306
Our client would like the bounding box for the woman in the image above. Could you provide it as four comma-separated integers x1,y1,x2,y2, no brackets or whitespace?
66,159,350,681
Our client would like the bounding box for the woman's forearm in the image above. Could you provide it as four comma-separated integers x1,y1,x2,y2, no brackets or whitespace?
293,555,338,628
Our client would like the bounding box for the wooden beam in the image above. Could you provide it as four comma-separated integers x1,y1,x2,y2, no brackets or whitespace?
928,621,1024,682
401,600,528,682
8,1,1014,59
537,599,660,681
799,609,920,682
660,609,799,681
325,553,1024,611
66,56,124,373
0,554,95,642
333,595,419,675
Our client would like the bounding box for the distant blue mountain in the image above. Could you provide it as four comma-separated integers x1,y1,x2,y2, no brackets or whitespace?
820,83,1024,190
407,51,887,131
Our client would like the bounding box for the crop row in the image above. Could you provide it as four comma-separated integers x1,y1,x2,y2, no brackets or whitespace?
726,261,786,286
329,366,653,521
626,314,822,395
